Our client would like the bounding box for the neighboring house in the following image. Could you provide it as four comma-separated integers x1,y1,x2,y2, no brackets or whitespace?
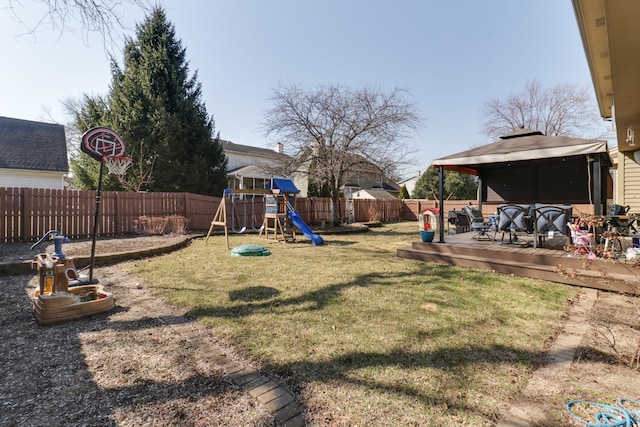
573,2,640,211
220,140,297,192
297,148,401,197
341,178,400,198
398,171,421,197
0,116,68,190
220,139,401,198
352,188,397,200
349,177,401,197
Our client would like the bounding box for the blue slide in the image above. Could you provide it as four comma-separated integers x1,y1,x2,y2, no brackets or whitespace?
287,209,324,246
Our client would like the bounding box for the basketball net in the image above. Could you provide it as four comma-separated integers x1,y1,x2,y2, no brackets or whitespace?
103,155,132,176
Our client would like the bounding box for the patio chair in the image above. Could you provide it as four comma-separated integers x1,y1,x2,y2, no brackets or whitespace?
462,205,496,240
532,204,573,249
496,204,533,244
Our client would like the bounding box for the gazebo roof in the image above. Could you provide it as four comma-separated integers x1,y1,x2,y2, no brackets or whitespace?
432,131,611,175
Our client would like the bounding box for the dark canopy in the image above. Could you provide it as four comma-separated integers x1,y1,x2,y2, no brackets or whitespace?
432,130,612,213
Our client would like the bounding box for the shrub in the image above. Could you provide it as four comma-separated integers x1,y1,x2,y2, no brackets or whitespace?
134,215,189,235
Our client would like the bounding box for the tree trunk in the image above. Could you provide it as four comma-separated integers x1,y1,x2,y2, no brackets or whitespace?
331,194,341,225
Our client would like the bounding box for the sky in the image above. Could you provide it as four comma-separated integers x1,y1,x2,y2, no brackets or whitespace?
0,0,605,179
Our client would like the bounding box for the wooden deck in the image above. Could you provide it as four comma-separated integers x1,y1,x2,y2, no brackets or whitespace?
397,231,640,295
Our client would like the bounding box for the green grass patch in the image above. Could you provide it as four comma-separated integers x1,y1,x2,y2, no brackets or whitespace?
128,221,578,426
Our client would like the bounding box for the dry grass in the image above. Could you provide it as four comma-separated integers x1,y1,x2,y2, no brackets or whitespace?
128,221,578,426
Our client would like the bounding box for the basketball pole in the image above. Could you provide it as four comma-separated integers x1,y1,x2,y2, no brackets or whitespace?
88,159,105,284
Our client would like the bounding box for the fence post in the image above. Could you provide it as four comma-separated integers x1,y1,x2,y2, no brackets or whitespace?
184,192,190,221
21,188,31,241
114,191,121,235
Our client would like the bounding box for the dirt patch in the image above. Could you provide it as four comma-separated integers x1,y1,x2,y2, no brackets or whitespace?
0,236,277,426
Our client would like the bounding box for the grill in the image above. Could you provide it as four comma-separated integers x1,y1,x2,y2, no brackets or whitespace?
606,205,637,235
448,210,470,233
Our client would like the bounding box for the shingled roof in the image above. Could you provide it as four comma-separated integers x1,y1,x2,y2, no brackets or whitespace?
219,139,286,159
0,116,69,172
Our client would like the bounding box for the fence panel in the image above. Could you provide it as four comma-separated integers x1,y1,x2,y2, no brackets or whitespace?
74,189,95,238
185,193,219,230
383,199,402,221
354,200,379,222
0,188,22,242
401,199,436,220
119,191,143,234
295,197,332,225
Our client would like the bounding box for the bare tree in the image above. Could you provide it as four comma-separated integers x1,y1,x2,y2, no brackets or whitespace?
262,83,421,225
3,0,151,45
480,79,610,139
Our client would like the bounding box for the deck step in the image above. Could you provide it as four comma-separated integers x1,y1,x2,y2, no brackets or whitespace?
397,245,639,295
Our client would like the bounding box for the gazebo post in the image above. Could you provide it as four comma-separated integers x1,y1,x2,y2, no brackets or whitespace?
593,154,603,215
477,175,483,211
438,165,445,243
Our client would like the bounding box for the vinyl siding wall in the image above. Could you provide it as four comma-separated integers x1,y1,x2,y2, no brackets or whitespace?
620,152,640,212
0,169,65,190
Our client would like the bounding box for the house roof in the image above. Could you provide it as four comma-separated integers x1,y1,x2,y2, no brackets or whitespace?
353,189,397,200
572,0,640,152
228,163,282,180
219,139,287,160
0,116,68,172
432,132,611,174
373,181,401,192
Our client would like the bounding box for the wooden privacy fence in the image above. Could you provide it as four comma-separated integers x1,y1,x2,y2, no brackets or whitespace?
0,188,220,242
0,188,407,243
1,187,598,243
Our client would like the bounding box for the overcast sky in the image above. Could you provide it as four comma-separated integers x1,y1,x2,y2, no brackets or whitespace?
0,0,608,178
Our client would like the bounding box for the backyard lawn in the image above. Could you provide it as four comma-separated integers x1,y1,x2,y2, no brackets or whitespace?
128,221,578,426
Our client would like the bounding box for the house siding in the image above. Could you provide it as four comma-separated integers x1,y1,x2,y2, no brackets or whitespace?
227,152,272,170
0,169,65,190
621,152,640,212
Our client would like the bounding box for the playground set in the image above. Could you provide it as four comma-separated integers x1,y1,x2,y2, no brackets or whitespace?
205,178,324,249
29,126,129,325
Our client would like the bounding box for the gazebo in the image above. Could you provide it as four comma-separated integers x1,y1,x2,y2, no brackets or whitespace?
431,129,613,242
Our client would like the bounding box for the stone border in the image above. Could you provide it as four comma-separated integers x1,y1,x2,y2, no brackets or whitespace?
497,288,598,426
159,315,306,426
0,234,197,276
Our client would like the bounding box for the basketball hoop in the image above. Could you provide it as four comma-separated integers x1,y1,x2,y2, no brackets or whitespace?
103,155,132,176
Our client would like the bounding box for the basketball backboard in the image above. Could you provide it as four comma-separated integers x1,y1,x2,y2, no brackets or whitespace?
81,127,126,162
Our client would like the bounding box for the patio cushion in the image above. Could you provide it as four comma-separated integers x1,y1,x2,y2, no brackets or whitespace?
497,204,531,232
531,204,573,249
533,204,572,235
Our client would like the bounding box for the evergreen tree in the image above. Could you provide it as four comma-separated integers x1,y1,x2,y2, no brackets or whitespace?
69,7,227,195
398,185,410,199
308,181,331,197
67,94,123,190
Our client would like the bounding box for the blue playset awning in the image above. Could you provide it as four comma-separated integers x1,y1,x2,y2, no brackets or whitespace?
266,178,300,194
